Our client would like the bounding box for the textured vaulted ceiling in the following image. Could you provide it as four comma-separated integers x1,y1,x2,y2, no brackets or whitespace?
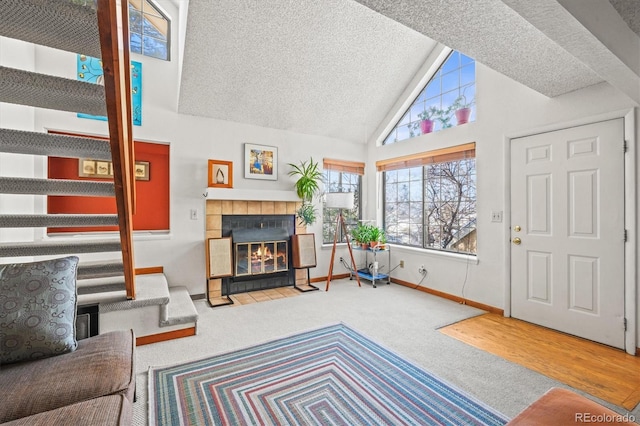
177,1,640,144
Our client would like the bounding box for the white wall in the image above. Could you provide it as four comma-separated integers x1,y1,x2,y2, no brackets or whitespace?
367,60,638,346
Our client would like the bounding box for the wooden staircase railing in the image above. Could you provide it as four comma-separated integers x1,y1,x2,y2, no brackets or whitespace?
97,0,136,299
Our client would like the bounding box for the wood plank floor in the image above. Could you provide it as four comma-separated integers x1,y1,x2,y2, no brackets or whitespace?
440,313,640,410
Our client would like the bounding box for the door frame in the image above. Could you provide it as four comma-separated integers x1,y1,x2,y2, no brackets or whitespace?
503,108,637,355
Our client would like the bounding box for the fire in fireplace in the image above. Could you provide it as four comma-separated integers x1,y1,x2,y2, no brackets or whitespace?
235,241,288,275
232,228,289,277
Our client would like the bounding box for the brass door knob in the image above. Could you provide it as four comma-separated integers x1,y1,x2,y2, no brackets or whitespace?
512,237,521,245
513,225,521,232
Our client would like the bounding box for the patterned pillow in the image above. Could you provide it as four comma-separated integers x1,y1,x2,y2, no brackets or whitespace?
0,256,79,364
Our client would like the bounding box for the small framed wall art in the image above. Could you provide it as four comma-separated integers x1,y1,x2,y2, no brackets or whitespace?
79,158,149,180
244,143,277,180
208,160,233,188
134,161,150,181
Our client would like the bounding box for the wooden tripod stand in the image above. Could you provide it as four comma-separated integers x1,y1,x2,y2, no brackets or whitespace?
326,209,361,291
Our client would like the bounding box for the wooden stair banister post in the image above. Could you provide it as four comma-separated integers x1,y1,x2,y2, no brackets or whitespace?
96,0,136,299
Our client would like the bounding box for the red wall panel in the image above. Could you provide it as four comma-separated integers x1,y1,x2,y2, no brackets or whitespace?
47,141,170,233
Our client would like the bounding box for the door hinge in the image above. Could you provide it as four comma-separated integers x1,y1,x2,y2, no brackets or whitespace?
624,229,628,242
624,318,627,331
624,140,628,153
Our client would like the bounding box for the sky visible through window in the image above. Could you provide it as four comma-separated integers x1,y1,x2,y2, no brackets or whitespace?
129,0,170,61
384,51,475,145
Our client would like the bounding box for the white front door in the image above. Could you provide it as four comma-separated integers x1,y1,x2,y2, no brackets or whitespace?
510,119,625,349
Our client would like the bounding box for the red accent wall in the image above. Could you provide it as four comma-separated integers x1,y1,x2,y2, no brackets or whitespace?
47,141,170,233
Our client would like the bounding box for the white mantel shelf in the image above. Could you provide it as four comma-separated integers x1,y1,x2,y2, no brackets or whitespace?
205,188,300,202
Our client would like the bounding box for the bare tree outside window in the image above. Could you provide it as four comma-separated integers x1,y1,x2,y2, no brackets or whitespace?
383,158,476,255
425,159,476,252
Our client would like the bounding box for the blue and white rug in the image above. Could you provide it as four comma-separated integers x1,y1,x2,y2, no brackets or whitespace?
149,323,508,425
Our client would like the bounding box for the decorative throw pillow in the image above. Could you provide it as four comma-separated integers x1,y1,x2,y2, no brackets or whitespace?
0,256,79,364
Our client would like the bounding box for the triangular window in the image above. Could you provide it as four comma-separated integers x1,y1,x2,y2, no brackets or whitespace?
383,50,475,145
129,0,170,61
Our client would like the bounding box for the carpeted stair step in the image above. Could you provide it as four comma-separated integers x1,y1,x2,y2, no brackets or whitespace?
0,177,114,196
77,276,126,295
77,260,124,280
0,239,121,257
77,289,127,307
99,273,170,313
0,129,111,160
0,66,106,116
0,214,118,228
160,286,199,328
0,0,101,58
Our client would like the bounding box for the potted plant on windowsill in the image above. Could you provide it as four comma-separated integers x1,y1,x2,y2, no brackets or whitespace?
369,226,385,248
287,157,323,226
417,106,439,134
451,94,474,125
352,223,372,250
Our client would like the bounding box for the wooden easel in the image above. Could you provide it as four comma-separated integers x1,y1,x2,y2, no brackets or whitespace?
326,210,361,290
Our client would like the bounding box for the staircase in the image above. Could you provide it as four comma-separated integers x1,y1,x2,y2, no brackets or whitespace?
0,0,197,343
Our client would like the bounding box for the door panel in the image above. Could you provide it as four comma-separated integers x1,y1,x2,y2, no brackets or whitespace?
511,119,625,349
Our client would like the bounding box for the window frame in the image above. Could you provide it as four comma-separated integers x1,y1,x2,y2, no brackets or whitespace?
322,159,364,245
128,0,171,61
381,49,476,145
378,144,477,255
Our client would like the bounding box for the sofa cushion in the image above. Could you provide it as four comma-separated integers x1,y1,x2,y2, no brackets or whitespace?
0,256,79,364
0,329,135,423
0,394,132,426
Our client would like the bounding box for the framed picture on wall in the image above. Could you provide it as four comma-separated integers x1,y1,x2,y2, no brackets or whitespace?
79,159,150,180
134,161,150,181
208,160,233,188
244,143,277,180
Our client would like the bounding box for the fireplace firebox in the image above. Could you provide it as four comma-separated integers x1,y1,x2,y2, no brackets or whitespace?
232,228,289,276
222,215,296,295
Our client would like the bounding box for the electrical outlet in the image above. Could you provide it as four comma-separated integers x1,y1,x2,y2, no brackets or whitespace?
418,265,426,275
339,257,344,262
491,210,503,223
399,260,404,268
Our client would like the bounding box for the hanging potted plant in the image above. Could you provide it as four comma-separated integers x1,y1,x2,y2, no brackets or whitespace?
417,106,439,134
451,94,474,125
287,158,323,226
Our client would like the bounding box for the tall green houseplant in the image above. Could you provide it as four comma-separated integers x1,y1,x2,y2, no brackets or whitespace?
288,158,323,226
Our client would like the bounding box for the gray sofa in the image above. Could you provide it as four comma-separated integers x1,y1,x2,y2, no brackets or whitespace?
0,329,136,425
0,257,136,425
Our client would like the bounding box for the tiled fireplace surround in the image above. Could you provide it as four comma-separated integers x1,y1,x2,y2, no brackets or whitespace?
205,198,306,306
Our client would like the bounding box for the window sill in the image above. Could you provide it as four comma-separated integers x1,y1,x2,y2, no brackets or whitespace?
389,244,479,264
321,242,349,250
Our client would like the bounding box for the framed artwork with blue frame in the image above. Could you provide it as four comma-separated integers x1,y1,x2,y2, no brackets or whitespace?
77,54,142,126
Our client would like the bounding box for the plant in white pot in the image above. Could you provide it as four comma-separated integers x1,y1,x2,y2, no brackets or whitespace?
287,158,323,226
